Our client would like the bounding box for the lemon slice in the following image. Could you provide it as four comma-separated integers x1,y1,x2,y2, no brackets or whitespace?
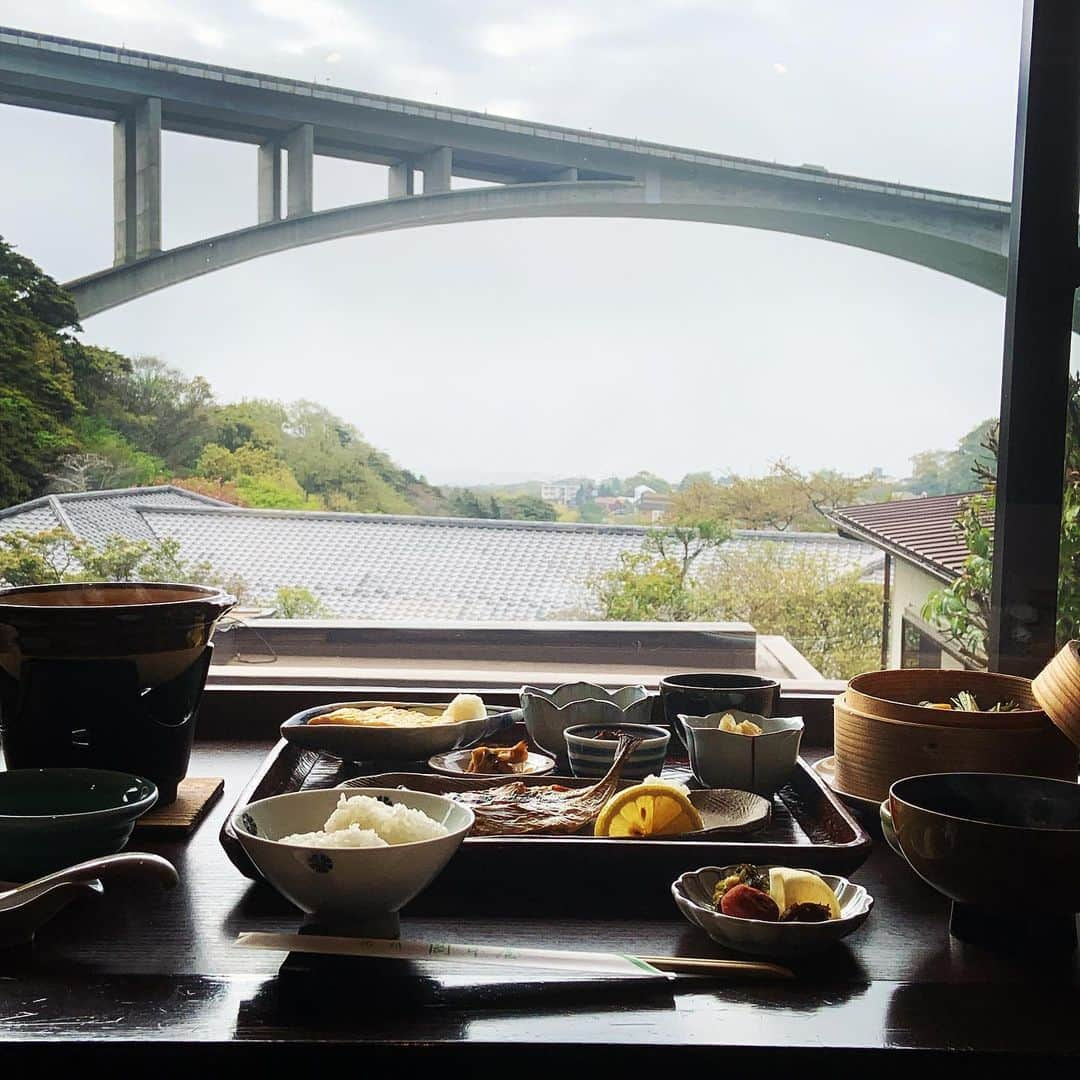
768,868,841,919
594,783,705,837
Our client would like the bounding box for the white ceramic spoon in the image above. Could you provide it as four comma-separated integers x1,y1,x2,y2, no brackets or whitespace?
0,852,178,948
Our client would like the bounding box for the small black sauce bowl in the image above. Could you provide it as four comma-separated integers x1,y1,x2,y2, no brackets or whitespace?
659,673,780,745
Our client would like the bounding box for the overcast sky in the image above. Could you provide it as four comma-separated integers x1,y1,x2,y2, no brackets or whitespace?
0,1,1031,485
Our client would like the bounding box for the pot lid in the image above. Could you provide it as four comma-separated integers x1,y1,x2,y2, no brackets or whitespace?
1031,640,1080,752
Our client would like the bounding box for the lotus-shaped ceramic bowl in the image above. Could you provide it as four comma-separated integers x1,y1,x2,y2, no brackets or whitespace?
520,682,653,761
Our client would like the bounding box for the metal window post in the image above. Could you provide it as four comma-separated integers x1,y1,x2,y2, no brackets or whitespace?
989,0,1080,676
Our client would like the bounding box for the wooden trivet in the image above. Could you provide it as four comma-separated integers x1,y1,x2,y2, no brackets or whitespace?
136,777,224,834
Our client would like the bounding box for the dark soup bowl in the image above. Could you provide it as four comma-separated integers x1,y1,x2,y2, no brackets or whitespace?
660,673,780,745
0,767,158,880
881,772,1080,947
0,582,235,805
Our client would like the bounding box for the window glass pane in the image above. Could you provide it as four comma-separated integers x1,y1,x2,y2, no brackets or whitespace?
0,4,1022,687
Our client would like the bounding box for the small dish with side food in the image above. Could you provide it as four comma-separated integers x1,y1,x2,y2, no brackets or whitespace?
428,743,556,777
672,863,873,956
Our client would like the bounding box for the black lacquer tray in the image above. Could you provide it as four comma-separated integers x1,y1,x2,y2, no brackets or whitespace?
220,726,871,918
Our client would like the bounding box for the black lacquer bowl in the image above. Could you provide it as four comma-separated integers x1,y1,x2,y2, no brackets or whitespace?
881,772,1080,948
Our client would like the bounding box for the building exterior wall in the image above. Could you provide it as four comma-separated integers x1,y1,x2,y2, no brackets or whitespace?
888,560,946,668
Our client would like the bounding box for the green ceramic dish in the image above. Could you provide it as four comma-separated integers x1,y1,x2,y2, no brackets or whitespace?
0,768,158,881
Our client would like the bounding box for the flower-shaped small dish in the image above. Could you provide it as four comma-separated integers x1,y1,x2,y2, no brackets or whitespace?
564,722,670,779
672,864,873,957
521,682,653,760
427,748,555,778
680,711,804,796
231,787,474,922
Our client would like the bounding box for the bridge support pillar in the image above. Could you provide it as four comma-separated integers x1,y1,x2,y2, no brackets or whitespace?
113,96,161,264
419,147,452,194
258,141,282,222
284,124,314,216
389,162,414,197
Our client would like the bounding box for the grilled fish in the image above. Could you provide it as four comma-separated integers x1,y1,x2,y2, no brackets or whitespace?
452,735,643,836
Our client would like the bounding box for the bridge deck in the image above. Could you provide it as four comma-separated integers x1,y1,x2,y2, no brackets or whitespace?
0,24,1009,202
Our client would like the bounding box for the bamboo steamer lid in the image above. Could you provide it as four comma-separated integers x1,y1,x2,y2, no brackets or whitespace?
846,668,1045,729
833,693,1077,804
1032,640,1080,751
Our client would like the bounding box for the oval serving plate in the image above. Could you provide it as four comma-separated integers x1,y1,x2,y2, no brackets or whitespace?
344,773,770,839
428,748,556,778
281,702,520,762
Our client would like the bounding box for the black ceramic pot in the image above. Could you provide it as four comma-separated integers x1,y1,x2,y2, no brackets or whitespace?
0,582,235,804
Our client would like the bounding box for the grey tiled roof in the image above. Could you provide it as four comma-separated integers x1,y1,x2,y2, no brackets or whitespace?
0,489,883,619
0,486,230,545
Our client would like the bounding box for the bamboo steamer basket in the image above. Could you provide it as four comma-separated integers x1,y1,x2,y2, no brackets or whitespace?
834,668,1079,804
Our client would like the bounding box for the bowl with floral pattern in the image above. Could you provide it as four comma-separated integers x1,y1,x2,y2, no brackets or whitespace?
520,682,653,761
231,787,473,923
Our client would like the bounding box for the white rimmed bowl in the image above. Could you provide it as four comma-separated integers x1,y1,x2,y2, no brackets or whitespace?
672,864,873,957
231,787,474,920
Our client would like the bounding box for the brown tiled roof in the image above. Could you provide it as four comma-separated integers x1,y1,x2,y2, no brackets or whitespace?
828,492,990,582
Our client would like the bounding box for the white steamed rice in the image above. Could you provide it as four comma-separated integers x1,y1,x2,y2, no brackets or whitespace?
278,794,449,847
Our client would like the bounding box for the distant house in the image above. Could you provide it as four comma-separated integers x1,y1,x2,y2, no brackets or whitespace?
540,482,581,506
1,486,883,623
829,493,986,669
637,491,673,522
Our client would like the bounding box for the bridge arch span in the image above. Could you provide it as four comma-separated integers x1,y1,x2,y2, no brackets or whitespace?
66,180,1016,321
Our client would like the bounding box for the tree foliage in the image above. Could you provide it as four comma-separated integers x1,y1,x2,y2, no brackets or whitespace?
0,236,83,502
905,418,997,496
669,462,873,534
272,586,331,618
592,542,881,679
923,384,1080,662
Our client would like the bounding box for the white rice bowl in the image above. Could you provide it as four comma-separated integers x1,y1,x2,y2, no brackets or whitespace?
233,786,474,918
279,794,449,847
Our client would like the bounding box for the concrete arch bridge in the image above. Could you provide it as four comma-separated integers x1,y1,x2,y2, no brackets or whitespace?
0,26,1063,326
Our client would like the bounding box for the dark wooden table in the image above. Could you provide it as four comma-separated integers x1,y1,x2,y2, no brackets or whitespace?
1,740,1078,1069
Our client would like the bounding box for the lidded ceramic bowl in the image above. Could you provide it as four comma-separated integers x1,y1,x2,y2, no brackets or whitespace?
520,682,652,760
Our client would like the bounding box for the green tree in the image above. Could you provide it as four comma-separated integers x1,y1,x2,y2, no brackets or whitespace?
0,236,83,502
501,494,558,521
109,356,216,471
0,529,243,600
594,552,695,621
923,388,1080,662
211,399,288,452
578,499,607,523
195,442,309,509
273,586,330,618
591,542,881,679
450,489,488,518
623,471,672,495
905,418,997,496
699,547,882,679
